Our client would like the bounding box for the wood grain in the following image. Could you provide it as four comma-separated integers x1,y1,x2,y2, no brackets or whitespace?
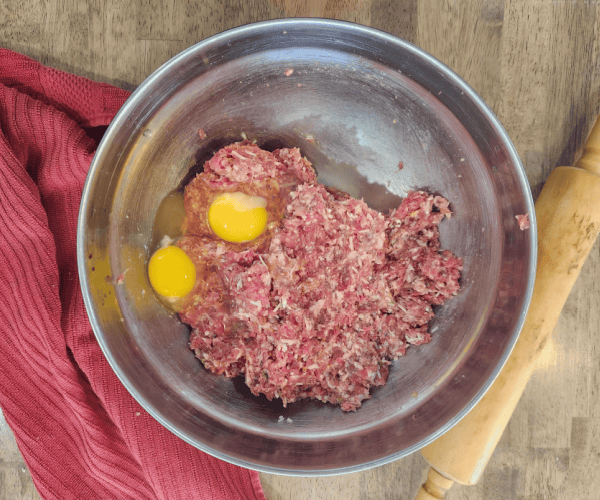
0,409,40,500
1,1,600,499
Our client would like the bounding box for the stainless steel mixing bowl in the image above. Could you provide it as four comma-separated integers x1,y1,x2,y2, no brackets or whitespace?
77,19,536,475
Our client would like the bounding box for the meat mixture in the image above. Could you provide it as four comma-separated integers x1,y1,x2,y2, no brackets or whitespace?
177,141,462,411
516,213,530,230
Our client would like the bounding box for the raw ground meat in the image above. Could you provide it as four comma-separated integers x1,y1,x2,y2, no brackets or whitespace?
178,141,463,411
516,213,530,230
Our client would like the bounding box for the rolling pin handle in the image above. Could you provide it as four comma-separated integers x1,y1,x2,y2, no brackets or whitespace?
576,116,600,175
414,467,455,500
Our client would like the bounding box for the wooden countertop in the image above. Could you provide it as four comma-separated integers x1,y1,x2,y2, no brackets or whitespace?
1,1,599,499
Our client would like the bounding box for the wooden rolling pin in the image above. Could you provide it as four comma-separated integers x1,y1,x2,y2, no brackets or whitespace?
414,115,600,500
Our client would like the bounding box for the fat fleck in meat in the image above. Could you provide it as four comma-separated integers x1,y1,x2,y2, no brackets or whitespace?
516,213,530,230
180,142,463,411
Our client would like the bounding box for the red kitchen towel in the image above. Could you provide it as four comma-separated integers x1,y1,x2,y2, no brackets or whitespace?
0,49,267,500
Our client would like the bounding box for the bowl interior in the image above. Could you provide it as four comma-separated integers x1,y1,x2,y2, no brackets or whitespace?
78,19,535,475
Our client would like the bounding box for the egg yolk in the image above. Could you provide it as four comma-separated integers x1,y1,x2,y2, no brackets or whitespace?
208,192,268,243
148,245,196,298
